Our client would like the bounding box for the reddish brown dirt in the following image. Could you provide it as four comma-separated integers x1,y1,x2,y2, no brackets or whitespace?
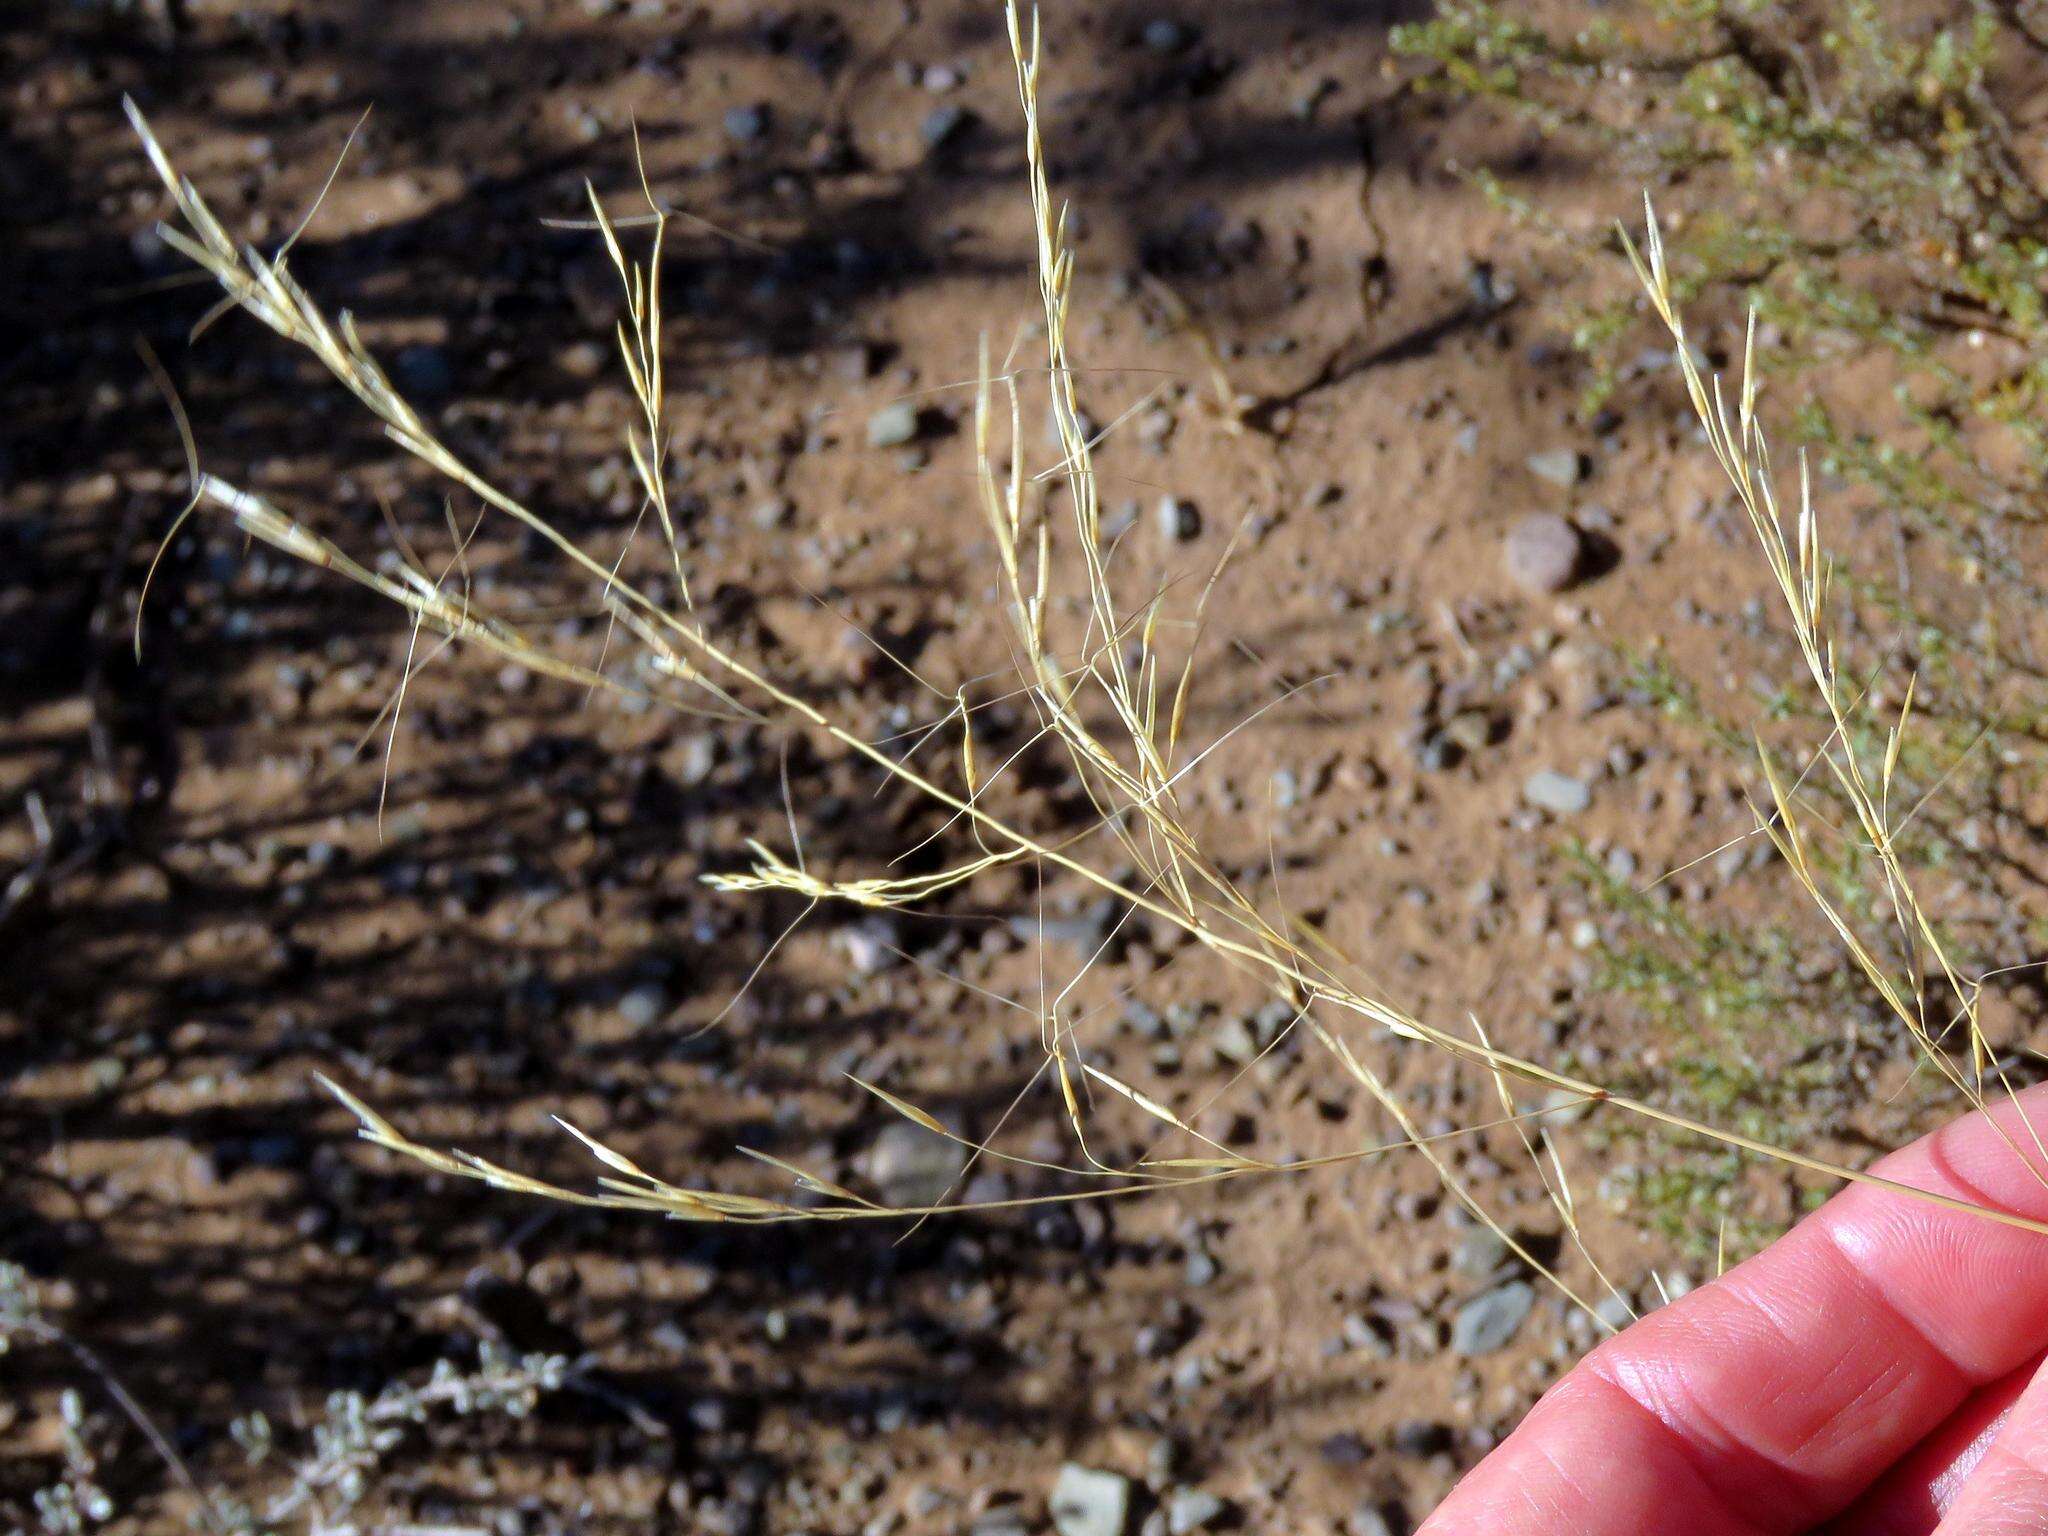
3,3,2029,1534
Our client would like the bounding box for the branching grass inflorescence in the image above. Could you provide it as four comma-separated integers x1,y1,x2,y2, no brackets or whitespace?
123,4,2048,1332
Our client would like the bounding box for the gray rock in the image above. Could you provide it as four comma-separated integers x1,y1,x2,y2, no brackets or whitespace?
963,1168,1014,1205
1390,1420,1447,1457
674,733,717,785
830,341,884,382
1321,1431,1372,1466
618,983,668,1030
1209,1016,1258,1066
838,916,900,975
1157,495,1201,542
1142,18,1194,51
1135,1323,1176,1360
1346,1504,1397,1536
723,103,769,142
1440,709,1493,754
1504,512,1585,593
1125,1001,1168,1039
1341,1312,1393,1358
1166,1490,1226,1536
1009,898,1114,952
560,338,608,380
1523,769,1591,815
1526,448,1585,487
867,1119,966,1209
1593,1292,1635,1332
866,401,920,449
1452,1226,1511,1280
1452,1280,1535,1356
1416,732,1461,772
1051,1465,1132,1536
1252,999,1296,1047
921,104,976,149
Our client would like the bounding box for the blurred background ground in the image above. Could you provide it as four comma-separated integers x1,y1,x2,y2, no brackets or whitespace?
7,2,2048,1533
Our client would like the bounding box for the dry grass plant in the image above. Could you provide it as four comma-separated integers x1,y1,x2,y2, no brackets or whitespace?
119,3,2048,1336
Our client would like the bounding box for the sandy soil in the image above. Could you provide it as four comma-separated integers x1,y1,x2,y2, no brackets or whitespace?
2,3,2023,1533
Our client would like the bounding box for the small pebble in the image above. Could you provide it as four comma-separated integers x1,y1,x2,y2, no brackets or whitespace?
559,339,608,380
1050,1465,1132,1536
921,104,976,149
1157,496,1201,542
674,733,716,785
867,401,920,448
1525,448,1585,487
1142,18,1194,51
1441,709,1493,754
1451,1280,1535,1355
1319,1431,1370,1467
723,103,769,142
1452,1226,1511,1280
868,1120,966,1208
1503,513,1585,594
1391,1420,1450,1457
1593,1293,1635,1331
1416,733,1461,772
618,983,668,1030
838,916,900,974
1166,1490,1226,1536
1210,1016,1257,1066
1523,769,1591,816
